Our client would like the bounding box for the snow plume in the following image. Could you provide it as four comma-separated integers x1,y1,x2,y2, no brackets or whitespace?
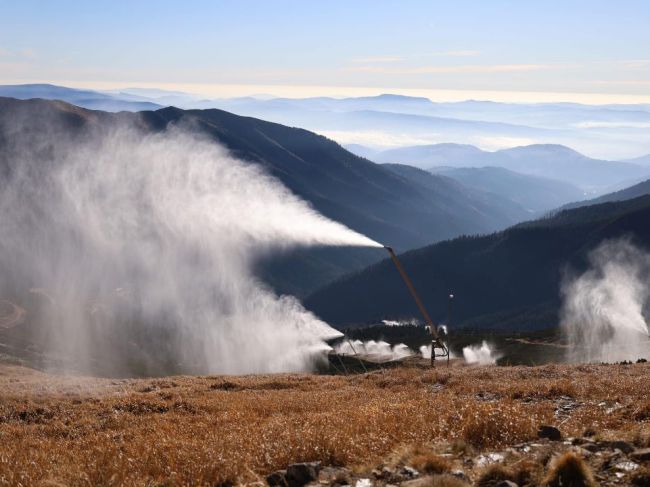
0,121,381,376
463,341,500,365
419,343,456,360
381,319,419,327
335,339,414,362
560,238,650,363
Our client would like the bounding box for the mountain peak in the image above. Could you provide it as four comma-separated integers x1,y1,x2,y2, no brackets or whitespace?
501,144,582,156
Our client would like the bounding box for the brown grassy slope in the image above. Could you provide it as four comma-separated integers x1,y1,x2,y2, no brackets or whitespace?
0,362,648,485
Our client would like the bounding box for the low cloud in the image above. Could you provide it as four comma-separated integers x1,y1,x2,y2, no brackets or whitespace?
472,135,537,151
346,64,555,75
428,50,480,57
0,47,36,59
574,121,650,129
350,56,401,64
317,129,443,149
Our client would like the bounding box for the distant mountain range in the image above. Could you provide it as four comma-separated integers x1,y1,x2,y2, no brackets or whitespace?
0,84,162,112
2,83,650,161
304,194,650,330
0,97,533,296
364,143,650,192
625,154,650,166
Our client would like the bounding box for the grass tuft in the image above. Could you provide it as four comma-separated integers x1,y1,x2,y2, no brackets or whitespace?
410,452,452,475
543,452,596,487
429,474,471,487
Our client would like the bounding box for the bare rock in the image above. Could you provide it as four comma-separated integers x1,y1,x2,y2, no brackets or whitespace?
399,466,419,479
571,437,595,446
631,448,650,462
286,462,321,487
450,469,468,481
319,466,351,485
601,440,635,454
538,425,562,441
267,470,288,487
582,442,601,453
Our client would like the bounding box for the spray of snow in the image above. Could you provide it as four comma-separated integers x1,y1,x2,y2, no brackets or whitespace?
335,339,414,362
0,121,381,375
463,341,500,365
560,238,650,363
419,343,456,360
381,319,419,327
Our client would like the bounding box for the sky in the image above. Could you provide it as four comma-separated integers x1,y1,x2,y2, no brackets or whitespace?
1,0,649,103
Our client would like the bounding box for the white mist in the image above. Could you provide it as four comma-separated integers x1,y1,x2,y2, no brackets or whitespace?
560,238,650,363
0,124,380,375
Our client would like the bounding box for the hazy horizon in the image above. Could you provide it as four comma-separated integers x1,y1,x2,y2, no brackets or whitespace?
2,0,649,105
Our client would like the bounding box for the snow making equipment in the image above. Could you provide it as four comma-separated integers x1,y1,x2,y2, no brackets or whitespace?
384,246,450,366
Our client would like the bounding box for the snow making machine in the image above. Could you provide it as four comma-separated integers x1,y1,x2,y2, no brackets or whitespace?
384,246,450,366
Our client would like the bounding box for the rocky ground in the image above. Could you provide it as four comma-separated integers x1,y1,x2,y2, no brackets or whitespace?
0,361,649,486
267,433,650,487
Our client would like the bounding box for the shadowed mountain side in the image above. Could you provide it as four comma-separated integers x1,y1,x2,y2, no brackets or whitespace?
432,166,585,214
0,97,525,296
381,163,529,226
373,143,486,167
559,178,650,211
304,195,650,330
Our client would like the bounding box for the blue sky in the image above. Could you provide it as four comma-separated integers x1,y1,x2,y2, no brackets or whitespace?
1,0,649,102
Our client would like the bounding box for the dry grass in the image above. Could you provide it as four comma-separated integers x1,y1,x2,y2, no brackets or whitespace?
542,452,596,487
430,476,470,487
409,452,452,475
476,459,542,487
0,362,648,485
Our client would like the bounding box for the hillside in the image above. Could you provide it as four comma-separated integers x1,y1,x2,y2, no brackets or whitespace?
373,143,487,167
0,97,525,296
560,178,650,211
371,143,650,191
432,166,585,214
381,164,529,224
304,195,650,329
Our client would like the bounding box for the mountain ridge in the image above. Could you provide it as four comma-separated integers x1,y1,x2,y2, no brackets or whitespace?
370,142,650,190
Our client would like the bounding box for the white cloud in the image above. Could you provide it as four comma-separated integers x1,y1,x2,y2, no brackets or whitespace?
472,135,537,151
316,129,443,148
345,64,555,75
350,56,401,63
574,121,650,129
0,47,36,59
620,59,650,69
428,50,480,57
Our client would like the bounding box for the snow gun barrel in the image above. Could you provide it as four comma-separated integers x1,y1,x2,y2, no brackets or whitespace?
383,245,438,340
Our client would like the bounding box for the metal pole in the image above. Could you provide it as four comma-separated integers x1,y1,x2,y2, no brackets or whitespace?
384,246,448,367
384,246,437,338
448,293,453,366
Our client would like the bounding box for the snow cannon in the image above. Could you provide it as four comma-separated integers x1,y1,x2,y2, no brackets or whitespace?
384,245,450,366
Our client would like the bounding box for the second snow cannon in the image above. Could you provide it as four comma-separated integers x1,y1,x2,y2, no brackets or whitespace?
384,245,450,366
